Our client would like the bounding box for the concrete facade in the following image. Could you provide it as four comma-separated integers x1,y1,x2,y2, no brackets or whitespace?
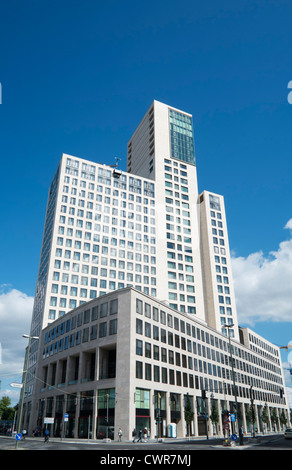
20,100,290,438
25,288,289,440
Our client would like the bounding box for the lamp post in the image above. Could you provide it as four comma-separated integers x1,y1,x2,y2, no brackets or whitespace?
16,334,39,449
225,323,239,434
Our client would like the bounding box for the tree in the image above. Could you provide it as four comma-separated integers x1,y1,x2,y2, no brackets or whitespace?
0,397,17,420
184,394,194,437
270,408,278,431
210,401,219,434
280,410,287,429
247,404,256,436
261,404,269,433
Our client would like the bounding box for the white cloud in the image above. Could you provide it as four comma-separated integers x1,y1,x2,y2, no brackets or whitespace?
231,220,292,326
284,218,292,230
0,286,34,377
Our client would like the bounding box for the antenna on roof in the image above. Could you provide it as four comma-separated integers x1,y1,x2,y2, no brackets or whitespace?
110,157,121,168
111,157,122,178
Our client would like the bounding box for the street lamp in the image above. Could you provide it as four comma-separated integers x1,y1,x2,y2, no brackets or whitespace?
225,323,239,433
16,334,39,449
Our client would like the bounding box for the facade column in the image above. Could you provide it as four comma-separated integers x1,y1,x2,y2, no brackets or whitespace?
177,394,184,438
94,346,99,381
60,394,67,439
241,403,247,434
74,392,80,438
166,391,171,437
92,390,98,440
193,395,199,437
206,396,212,437
150,389,156,439
255,404,260,433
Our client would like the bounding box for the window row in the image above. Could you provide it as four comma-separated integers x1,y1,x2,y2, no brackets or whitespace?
135,339,281,389
43,319,118,358
53,256,157,271
63,176,155,199
45,300,118,343
135,362,283,404
65,162,154,187
52,263,157,280
134,300,282,375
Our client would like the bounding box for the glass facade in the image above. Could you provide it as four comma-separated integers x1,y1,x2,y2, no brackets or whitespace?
169,109,195,165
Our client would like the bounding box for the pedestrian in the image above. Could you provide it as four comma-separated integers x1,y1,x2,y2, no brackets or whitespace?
138,429,142,442
118,427,122,441
239,425,244,445
44,428,50,443
143,427,147,442
147,428,150,442
132,428,137,442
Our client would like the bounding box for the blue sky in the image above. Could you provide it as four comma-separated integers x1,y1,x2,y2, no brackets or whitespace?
1,0,292,404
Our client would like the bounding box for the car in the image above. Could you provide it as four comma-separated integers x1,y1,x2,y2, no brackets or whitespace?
284,428,292,439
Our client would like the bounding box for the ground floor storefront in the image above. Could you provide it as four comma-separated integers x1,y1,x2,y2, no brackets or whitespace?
23,386,290,441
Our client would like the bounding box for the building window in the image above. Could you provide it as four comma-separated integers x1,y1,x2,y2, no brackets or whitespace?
136,339,143,356
91,324,97,340
100,303,108,317
136,299,143,315
154,366,160,382
109,319,117,335
136,361,143,379
99,322,107,337
110,299,118,315
145,364,152,381
145,342,151,358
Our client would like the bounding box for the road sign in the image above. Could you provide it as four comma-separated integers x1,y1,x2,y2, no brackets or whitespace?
224,423,230,430
230,413,235,422
10,383,23,388
64,413,69,422
231,433,237,441
15,433,22,441
44,417,54,424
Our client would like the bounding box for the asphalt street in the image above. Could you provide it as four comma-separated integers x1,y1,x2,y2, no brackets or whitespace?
1,433,291,452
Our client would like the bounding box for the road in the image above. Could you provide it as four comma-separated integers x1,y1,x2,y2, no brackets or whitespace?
1,433,291,452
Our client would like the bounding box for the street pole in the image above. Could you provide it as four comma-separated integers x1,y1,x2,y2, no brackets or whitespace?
16,334,39,449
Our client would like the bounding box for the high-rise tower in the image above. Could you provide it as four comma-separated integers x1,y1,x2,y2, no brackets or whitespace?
24,100,239,403
19,100,289,439
127,100,239,339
